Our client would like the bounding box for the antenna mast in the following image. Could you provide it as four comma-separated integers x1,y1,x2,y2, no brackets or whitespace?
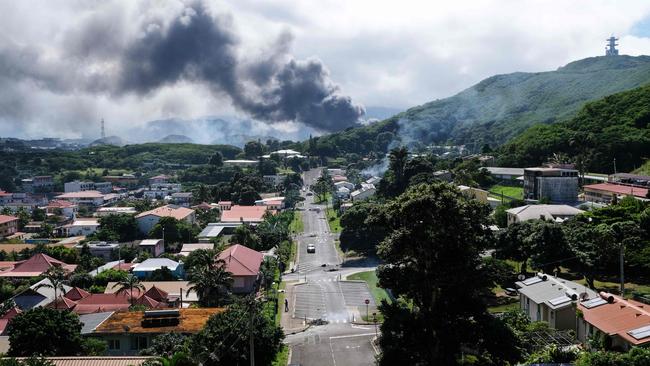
605,36,619,56
101,118,106,139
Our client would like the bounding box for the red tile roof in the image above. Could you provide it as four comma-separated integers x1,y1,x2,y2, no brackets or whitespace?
46,200,76,208
64,287,91,301
217,244,263,277
55,191,104,199
134,295,160,308
135,205,194,220
220,205,269,223
580,292,650,346
49,296,78,310
0,215,18,225
72,293,132,314
0,253,76,277
143,286,168,302
584,183,648,198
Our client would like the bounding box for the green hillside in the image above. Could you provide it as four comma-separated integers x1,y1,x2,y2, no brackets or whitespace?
310,55,650,156
498,83,650,173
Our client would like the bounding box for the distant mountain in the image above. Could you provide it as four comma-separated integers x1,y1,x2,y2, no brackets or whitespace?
159,134,194,144
316,55,650,154
89,135,127,147
126,116,317,147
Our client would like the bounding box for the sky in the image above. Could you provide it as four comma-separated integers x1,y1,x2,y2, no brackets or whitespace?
2,0,650,140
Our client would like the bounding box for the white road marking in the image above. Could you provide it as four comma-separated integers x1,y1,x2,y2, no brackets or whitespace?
329,333,376,340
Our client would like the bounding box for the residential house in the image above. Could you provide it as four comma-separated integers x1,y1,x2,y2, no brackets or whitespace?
179,243,214,256
218,244,263,294
583,183,648,204
516,273,597,331
263,175,286,187
0,253,76,278
485,167,524,181
217,201,232,212
523,167,579,203
0,215,18,239
457,185,489,204
336,186,351,199
95,207,137,217
42,200,77,219
135,205,196,235
433,170,452,182
578,292,650,350
64,181,112,194
351,183,376,202
0,192,48,213
93,308,222,355
62,218,100,237
220,205,270,224
52,286,169,314
105,281,199,305
148,175,171,185
171,192,193,207
335,181,355,191
0,307,21,335
138,239,165,257
21,176,53,193
12,278,72,310
255,197,285,210
131,258,184,279
74,242,120,261
104,173,139,187
506,204,585,226
197,222,241,242
143,183,182,200
89,260,134,277
55,191,108,207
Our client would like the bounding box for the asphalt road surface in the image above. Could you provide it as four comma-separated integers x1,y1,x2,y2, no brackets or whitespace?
285,168,378,366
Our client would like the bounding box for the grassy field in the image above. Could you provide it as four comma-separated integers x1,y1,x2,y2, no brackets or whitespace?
488,301,519,313
275,281,287,326
289,211,303,234
347,270,392,305
326,207,342,233
272,345,290,366
488,184,524,200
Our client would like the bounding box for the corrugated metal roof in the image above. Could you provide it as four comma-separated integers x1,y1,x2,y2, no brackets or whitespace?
516,275,598,310
79,312,114,334
9,357,152,366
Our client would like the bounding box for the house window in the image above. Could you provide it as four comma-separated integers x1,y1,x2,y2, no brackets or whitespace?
233,277,245,288
130,336,147,350
108,339,120,350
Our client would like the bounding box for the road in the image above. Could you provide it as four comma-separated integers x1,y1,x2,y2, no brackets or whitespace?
284,168,378,366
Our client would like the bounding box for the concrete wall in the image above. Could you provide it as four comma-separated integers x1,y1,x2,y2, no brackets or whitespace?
537,177,578,203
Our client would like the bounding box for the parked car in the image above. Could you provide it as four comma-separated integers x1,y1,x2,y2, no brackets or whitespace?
307,244,316,253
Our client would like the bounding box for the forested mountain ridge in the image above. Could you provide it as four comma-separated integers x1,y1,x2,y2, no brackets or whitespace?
497,83,650,173
308,55,650,156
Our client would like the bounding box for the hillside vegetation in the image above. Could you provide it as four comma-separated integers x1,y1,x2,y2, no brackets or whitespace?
498,83,650,173
309,55,650,156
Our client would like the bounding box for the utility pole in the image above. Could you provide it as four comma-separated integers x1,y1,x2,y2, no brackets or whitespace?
613,158,617,174
620,244,625,297
249,299,255,366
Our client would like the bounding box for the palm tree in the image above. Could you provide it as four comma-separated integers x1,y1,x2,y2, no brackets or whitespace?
187,259,232,307
35,265,68,310
112,274,145,307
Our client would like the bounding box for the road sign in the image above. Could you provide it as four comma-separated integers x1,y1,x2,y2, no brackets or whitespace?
365,299,370,305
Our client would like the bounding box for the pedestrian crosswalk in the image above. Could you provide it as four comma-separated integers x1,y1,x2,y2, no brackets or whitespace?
296,262,321,273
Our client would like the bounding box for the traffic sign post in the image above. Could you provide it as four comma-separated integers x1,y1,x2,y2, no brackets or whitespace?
365,298,370,321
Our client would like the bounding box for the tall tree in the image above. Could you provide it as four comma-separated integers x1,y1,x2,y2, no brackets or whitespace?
34,266,68,310
376,183,518,365
111,274,145,307
187,259,232,307
7,308,83,356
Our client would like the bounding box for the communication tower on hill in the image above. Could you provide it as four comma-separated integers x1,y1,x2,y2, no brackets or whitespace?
606,36,619,56
101,118,106,139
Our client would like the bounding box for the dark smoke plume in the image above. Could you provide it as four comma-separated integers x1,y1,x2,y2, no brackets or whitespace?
3,1,364,132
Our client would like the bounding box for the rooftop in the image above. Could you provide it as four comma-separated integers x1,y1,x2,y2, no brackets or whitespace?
139,239,162,246
485,167,525,176
516,274,598,310
198,222,241,238
135,205,195,220
506,204,585,222
132,258,181,272
55,190,104,199
584,183,648,199
7,357,153,366
218,244,264,277
94,308,222,334
220,205,269,223
0,215,17,225
0,253,76,277
579,292,650,346
105,281,198,302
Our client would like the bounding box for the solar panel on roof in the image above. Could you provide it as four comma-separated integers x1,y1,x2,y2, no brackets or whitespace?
548,296,571,306
628,325,650,340
522,277,543,286
581,297,607,309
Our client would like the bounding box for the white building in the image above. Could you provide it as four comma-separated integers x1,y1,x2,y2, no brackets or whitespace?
138,239,165,257
55,191,107,207
95,207,137,217
143,183,182,200
506,205,585,226
75,242,120,261
63,218,100,237
351,183,376,202
64,181,112,194
135,205,196,235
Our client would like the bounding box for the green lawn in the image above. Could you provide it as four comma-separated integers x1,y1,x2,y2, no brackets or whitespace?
272,345,290,366
289,211,303,234
276,281,287,326
488,184,523,200
347,270,392,305
488,301,519,313
326,208,342,233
